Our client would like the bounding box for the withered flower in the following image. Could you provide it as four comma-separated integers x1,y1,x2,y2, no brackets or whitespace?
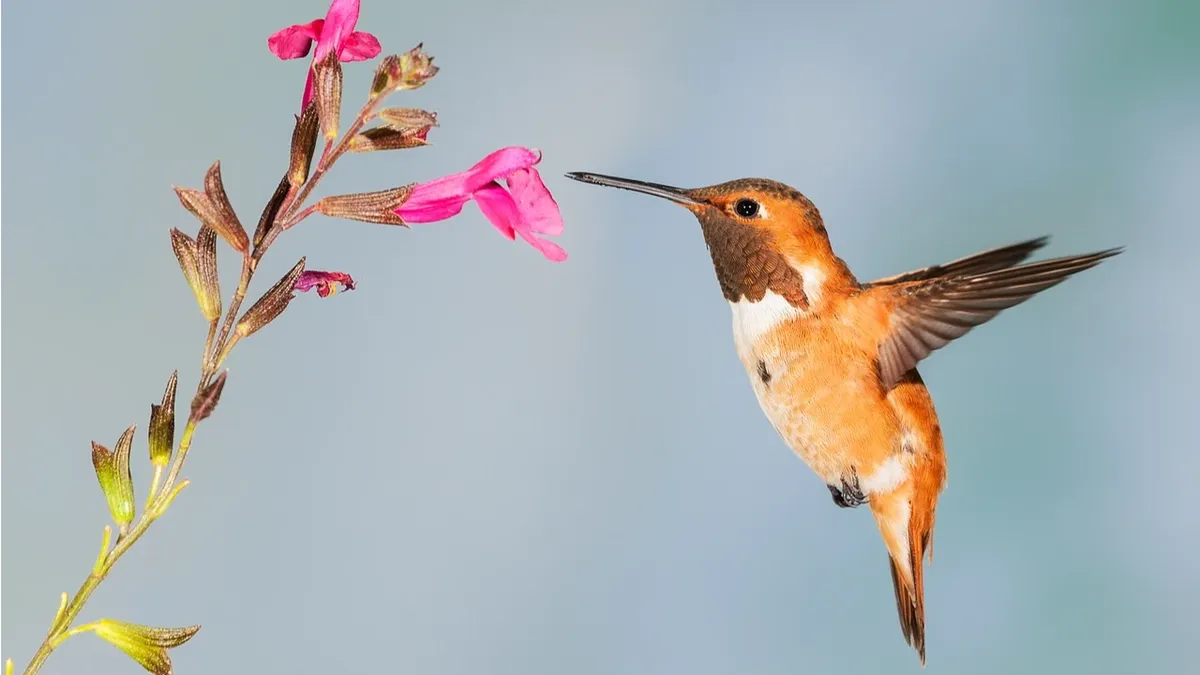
294,270,356,297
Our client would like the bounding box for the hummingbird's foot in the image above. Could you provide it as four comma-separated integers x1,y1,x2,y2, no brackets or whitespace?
828,474,868,508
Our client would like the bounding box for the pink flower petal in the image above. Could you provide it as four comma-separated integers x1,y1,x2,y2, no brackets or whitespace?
461,147,541,193
395,191,473,223
340,31,382,61
391,146,566,261
505,167,564,236
300,69,317,110
473,183,520,239
393,148,544,224
267,19,324,60
518,233,569,262
313,0,362,62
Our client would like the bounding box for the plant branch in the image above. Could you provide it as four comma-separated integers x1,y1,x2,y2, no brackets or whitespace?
20,63,401,675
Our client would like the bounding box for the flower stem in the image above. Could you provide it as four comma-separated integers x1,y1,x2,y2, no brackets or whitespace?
21,68,378,675
280,203,320,231
24,225,265,675
276,97,380,229
23,487,173,675
205,255,255,389
201,318,218,373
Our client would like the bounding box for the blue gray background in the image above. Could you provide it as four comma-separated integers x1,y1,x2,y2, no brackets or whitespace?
4,0,1197,673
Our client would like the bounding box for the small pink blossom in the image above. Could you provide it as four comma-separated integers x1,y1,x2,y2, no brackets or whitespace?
397,147,566,262
295,270,356,297
268,0,382,109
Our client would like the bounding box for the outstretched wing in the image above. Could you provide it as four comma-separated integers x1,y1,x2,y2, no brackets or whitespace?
863,237,1050,288
868,245,1121,390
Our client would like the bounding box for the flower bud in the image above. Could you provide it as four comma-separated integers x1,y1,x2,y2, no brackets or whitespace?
93,618,200,675
91,425,136,530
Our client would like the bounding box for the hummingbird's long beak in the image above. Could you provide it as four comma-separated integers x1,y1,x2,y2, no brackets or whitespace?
565,172,703,206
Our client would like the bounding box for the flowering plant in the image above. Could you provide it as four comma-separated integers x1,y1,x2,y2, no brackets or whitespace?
11,2,564,673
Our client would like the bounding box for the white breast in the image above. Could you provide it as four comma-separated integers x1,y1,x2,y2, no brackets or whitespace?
729,290,806,360
728,276,850,482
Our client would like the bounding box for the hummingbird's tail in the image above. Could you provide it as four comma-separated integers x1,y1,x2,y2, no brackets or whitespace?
871,486,933,666
872,370,948,666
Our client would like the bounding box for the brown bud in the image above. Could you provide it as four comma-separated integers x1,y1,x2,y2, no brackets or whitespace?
369,44,438,98
190,371,228,423
170,229,220,321
194,226,222,321
202,162,250,253
347,127,431,153
173,164,249,254
397,44,438,90
290,102,320,186
92,618,200,675
236,258,306,339
254,175,291,250
148,371,178,468
315,186,412,226
314,52,343,141
370,55,397,97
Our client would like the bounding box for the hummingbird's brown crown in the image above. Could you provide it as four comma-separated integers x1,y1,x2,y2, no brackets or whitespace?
566,172,846,307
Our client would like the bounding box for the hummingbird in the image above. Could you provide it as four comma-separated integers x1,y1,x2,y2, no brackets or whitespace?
566,170,1120,665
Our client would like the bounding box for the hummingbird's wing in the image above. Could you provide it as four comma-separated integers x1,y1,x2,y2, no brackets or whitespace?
863,237,1049,288
868,247,1121,390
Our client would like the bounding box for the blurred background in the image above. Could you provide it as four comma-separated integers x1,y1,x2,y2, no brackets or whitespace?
3,0,1197,673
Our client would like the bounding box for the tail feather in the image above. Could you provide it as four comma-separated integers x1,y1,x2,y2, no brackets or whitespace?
872,484,937,666
878,370,946,666
888,555,926,664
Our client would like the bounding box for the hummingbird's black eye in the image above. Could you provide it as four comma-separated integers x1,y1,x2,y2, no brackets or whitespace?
734,198,760,218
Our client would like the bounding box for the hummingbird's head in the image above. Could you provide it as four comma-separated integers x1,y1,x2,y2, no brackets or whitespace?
566,172,838,306
565,172,828,243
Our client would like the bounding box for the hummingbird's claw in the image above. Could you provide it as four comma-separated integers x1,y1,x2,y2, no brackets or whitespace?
828,473,868,508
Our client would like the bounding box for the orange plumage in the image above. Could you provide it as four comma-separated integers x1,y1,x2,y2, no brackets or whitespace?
567,170,1119,665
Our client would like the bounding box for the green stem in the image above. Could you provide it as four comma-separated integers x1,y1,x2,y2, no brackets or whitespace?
23,419,201,675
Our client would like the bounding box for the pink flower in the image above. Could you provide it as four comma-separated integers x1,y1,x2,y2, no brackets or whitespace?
267,0,382,109
397,147,567,262
295,270,356,297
